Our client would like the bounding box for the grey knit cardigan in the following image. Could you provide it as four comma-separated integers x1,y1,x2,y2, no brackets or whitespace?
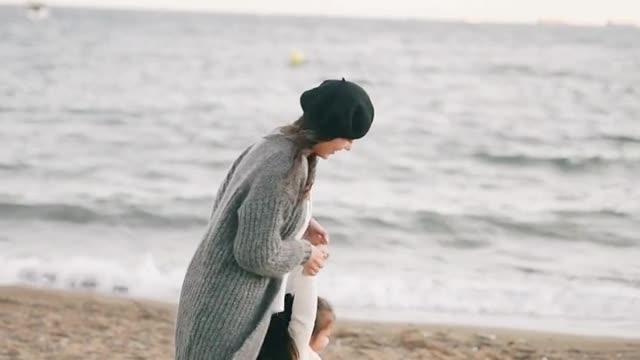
175,134,313,359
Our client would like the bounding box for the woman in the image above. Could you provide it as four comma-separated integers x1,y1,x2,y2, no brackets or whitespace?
174,78,374,360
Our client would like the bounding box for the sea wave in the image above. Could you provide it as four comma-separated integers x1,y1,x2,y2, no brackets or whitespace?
2,254,639,337
0,201,208,227
472,151,636,170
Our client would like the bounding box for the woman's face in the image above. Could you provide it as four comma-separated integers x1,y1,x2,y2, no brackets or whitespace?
313,138,353,159
310,321,334,353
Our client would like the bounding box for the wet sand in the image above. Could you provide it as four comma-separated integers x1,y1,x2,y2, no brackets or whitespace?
1,286,638,360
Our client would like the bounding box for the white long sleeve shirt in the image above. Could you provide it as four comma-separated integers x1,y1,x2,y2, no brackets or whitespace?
272,197,312,313
287,266,322,360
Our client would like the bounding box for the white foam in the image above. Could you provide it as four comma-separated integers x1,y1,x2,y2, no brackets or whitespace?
0,254,184,301
316,265,640,337
2,254,639,337
320,265,640,318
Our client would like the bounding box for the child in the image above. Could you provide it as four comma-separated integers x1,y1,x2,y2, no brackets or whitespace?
258,266,336,360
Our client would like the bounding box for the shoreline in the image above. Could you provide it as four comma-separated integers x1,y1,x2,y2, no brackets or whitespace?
2,286,639,359
336,307,640,340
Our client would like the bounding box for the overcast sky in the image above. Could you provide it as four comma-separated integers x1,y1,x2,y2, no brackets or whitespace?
4,0,640,25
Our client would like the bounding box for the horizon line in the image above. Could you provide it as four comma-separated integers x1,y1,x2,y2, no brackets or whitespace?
3,1,639,28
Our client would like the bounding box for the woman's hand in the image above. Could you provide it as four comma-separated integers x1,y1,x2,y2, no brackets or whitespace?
304,218,330,246
303,245,329,276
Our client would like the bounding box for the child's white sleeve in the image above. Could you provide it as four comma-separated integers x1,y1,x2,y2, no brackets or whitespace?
287,266,322,360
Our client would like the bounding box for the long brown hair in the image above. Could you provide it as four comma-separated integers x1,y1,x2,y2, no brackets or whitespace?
257,294,298,360
278,116,324,201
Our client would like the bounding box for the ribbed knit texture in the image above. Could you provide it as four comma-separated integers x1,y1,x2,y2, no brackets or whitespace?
175,134,313,360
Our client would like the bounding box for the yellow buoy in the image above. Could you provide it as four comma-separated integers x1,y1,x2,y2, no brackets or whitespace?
289,50,306,67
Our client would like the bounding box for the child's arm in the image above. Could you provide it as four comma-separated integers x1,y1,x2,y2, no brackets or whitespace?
288,267,321,360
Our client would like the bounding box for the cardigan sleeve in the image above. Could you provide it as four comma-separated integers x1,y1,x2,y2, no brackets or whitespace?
233,175,312,278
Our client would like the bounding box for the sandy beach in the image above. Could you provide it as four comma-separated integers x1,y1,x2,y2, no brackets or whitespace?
1,286,638,360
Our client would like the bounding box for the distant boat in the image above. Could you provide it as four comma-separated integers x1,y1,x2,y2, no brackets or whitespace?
26,1,49,21
606,20,638,29
536,19,570,26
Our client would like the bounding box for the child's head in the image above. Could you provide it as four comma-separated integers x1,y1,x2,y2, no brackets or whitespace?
257,294,336,360
310,297,336,353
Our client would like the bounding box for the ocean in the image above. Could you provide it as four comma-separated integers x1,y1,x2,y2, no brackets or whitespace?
1,5,639,338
